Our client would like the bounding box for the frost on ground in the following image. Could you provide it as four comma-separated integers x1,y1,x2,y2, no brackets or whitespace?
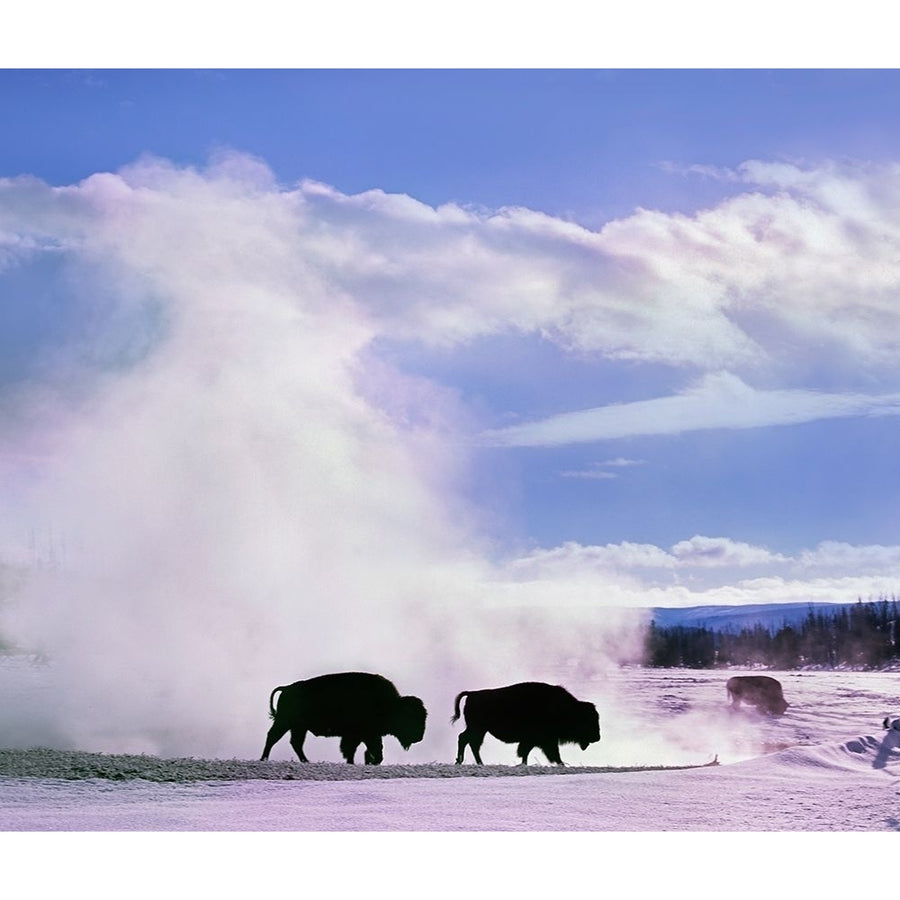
0,748,689,782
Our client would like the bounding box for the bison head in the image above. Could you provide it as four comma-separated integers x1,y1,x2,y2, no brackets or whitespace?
389,695,428,750
569,700,601,750
768,697,789,716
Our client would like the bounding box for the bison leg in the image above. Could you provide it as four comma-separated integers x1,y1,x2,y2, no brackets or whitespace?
288,727,310,763
539,741,564,766
362,736,384,765
456,729,485,765
516,742,534,765
340,735,361,764
261,720,290,761
455,732,467,764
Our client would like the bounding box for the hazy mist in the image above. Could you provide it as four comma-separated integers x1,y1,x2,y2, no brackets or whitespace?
0,155,648,763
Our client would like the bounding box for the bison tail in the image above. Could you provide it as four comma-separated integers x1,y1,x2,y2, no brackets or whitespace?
450,691,468,725
268,686,286,719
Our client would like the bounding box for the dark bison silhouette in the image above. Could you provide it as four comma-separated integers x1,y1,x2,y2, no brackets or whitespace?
726,675,788,716
260,671,427,764
452,681,601,765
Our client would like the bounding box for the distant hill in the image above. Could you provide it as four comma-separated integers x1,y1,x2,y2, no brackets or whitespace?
651,601,853,634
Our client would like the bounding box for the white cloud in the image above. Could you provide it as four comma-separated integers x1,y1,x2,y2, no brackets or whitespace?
8,157,900,380
601,457,644,467
797,540,900,572
560,457,645,479
500,536,900,609
507,535,788,580
507,540,678,579
670,535,788,568
242,160,900,378
559,468,618,480
656,161,742,181
482,371,900,446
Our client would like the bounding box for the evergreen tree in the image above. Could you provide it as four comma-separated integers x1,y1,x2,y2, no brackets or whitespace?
643,596,900,669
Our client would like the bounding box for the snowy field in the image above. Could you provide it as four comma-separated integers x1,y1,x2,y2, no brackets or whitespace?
4,664,900,898
2,665,899,832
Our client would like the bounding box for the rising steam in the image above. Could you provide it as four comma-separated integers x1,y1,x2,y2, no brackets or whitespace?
0,155,647,763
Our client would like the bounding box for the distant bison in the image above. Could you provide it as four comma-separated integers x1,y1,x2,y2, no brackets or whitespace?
452,681,601,765
260,672,427,764
726,675,788,716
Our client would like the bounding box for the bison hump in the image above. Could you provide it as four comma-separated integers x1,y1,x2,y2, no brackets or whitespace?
303,672,399,694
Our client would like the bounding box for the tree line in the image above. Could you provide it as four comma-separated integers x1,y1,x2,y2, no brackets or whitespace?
643,596,900,670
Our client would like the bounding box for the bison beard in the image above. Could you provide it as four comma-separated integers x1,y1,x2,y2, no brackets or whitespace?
452,681,601,765
260,672,428,764
726,675,789,716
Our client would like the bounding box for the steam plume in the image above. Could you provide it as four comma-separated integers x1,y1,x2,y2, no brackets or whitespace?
0,155,645,762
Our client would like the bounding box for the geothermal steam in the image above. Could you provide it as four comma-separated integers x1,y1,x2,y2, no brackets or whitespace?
0,156,646,762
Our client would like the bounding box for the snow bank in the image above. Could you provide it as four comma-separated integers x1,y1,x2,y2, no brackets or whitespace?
738,727,900,775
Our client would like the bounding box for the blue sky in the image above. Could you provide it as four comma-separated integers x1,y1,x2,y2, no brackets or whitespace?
4,67,900,624
7,69,900,221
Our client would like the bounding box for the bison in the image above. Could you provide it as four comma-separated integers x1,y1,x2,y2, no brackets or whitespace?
452,681,601,765
726,675,789,716
260,671,427,764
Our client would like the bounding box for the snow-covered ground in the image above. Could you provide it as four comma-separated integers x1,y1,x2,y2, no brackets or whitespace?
3,735,899,831
4,664,899,897
3,666,899,832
